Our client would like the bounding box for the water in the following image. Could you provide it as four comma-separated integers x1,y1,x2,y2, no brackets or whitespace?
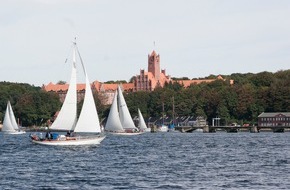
0,132,289,190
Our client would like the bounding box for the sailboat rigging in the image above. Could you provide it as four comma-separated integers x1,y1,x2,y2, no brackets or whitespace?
158,102,168,132
138,108,150,132
1,101,26,134
30,40,105,145
105,85,142,135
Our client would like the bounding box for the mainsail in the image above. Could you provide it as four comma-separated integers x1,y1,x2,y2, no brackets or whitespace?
49,43,77,131
138,108,147,130
117,85,137,130
8,101,19,130
104,91,124,132
2,101,15,132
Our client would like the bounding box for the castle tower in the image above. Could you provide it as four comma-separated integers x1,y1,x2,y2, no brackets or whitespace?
148,50,160,80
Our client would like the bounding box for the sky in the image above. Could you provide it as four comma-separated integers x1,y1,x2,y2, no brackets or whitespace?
0,0,289,87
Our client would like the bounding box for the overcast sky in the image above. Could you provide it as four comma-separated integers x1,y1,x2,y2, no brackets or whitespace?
0,0,289,86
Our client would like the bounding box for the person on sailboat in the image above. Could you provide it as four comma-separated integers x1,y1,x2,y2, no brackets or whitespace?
66,131,71,137
46,131,52,140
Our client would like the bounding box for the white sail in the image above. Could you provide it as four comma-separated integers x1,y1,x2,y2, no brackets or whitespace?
137,108,147,130
74,74,101,133
8,101,19,130
105,90,124,132
117,85,137,129
30,40,105,145
2,101,15,132
49,44,77,131
73,45,101,133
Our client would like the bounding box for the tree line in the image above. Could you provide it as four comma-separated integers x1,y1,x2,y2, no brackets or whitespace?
0,69,289,127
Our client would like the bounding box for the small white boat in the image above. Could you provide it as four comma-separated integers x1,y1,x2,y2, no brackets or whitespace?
194,128,203,132
157,125,168,132
31,40,105,146
157,102,169,132
2,101,26,134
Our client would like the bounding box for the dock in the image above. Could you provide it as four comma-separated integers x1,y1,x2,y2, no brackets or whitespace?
175,126,290,133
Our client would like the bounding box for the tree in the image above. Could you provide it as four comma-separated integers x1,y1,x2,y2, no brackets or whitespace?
57,80,66,84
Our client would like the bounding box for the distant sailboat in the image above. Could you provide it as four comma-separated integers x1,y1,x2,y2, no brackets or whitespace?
2,101,26,134
30,40,105,145
138,108,150,132
104,91,125,133
158,102,168,132
105,85,142,135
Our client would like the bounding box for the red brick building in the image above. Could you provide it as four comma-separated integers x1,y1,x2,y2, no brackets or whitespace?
43,49,231,104
134,50,171,91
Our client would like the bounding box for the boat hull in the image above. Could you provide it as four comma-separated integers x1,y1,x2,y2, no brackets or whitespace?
140,128,151,132
158,125,168,132
106,131,143,136
31,136,106,146
3,131,26,135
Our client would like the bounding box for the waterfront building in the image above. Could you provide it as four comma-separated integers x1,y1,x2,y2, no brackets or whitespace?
258,112,290,127
43,48,231,104
43,82,87,103
42,82,133,105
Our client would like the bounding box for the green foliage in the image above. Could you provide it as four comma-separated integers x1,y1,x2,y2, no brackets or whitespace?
119,69,290,125
1,69,289,127
104,80,128,84
0,82,60,127
57,80,66,84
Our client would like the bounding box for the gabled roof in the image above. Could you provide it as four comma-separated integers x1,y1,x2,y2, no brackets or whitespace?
150,50,158,56
43,82,86,92
122,83,134,90
99,83,134,92
258,112,290,117
92,80,101,92
100,83,118,92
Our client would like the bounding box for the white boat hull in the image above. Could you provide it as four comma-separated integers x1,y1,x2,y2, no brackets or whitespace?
141,128,151,132
106,131,143,136
3,131,26,135
31,136,106,146
158,125,168,132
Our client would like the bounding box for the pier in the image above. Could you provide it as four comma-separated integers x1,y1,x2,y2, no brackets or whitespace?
175,126,290,133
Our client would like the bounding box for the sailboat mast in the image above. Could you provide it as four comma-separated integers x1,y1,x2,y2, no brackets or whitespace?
172,96,175,125
162,102,164,124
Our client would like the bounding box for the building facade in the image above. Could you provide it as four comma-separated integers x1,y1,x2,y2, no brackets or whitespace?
42,82,133,105
43,49,232,104
258,112,290,127
134,50,171,91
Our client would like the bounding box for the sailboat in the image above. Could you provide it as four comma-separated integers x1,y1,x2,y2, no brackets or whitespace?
105,85,142,135
1,101,26,134
158,102,168,132
30,40,105,145
138,108,150,132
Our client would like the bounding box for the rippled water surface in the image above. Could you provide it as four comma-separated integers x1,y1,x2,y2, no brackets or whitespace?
0,132,290,189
